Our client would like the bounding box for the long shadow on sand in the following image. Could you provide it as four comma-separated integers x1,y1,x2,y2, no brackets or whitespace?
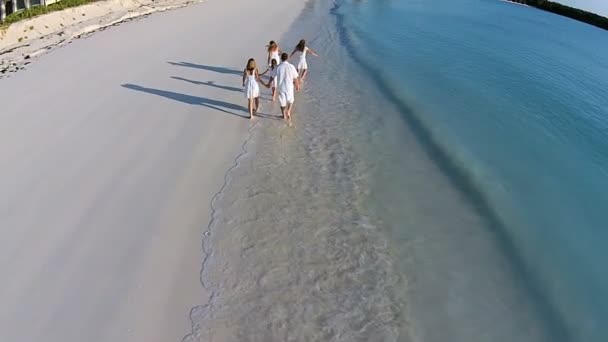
171,76,272,101
171,76,243,93
168,62,243,76
122,83,248,118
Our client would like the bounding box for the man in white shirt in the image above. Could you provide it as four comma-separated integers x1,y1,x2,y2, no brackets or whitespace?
268,53,300,121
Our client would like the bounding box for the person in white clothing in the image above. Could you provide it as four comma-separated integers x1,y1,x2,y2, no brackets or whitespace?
266,40,282,67
289,39,319,84
242,58,260,119
260,58,279,102
266,53,300,122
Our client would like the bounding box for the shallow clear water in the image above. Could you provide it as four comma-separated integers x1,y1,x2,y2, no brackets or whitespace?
331,0,608,340
189,0,608,341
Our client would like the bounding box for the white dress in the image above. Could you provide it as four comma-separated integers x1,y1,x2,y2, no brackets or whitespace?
269,50,280,66
269,68,278,88
244,69,260,99
296,47,309,71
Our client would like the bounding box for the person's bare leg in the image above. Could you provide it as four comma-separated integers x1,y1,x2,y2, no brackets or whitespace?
248,98,254,119
254,97,260,113
286,102,293,124
296,71,302,91
286,103,294,127
301,68,308,81
271,87,276,101
281,106,287,120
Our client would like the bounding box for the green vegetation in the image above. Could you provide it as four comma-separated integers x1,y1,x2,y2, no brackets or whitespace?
1,0,94,28
510,0,608,31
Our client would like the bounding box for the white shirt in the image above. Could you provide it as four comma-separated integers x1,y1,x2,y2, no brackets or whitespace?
275,61,299,94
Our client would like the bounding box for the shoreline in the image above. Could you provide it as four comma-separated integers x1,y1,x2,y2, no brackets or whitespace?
180,0,411,339
499,0,608,31
500,0,529,7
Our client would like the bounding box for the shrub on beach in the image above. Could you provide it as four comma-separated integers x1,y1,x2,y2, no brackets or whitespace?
1,0,94,27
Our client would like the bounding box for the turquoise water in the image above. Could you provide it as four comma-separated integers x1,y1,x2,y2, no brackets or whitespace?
331,0,608,340
191,0,608,340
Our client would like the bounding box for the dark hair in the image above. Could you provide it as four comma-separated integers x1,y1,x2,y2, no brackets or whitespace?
270,59,278,67
281,52,289,61
296,39,306,52
246,58,256,71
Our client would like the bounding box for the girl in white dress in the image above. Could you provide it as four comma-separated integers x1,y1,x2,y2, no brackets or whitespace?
242,58,260,119
260,58,279,102
290,39,319,82
266,40,281,67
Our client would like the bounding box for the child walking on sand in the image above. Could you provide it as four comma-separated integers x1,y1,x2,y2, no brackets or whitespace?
290,39,319,82
260,59,279,102
242,58,260,119
267,40,282,67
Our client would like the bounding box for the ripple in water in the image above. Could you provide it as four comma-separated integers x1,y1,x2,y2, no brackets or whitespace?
183,0,584,340
184,102,408,340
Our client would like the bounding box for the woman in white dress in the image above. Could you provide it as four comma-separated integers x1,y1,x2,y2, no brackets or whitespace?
290,39,319,83
260,58,279,102
266,40,281,67
242,58,260,119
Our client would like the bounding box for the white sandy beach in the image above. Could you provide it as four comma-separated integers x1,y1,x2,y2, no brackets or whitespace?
0,0,303,341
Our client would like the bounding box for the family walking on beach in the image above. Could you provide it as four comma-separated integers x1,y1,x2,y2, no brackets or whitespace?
242,39,319,123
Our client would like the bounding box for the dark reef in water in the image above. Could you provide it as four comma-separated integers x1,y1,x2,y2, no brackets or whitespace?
507,0,608,31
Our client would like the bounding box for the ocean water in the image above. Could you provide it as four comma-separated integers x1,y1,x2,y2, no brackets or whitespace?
188,0,608,341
